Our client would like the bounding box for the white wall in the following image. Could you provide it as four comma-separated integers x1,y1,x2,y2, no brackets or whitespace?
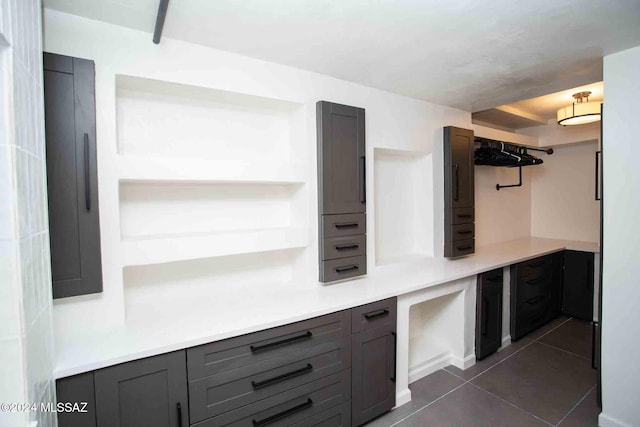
600,44,640,427
0,1,56,426
43,10,471,340
530,141,600,242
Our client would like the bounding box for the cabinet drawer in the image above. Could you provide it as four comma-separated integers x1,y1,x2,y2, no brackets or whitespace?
351,298,397,334
187,310,350,381
449,207,474,225
320,256,367,282
191,370,351,427
513,296,549,339
514,276,550,305
290,401,351,427
321,235,366,261
515,256,553,280
189,348,350,422
480,268,503,286
451,223,475,241
322,214,366,238
447,239,475,257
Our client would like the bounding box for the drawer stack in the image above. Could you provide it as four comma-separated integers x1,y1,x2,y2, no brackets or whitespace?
317,101,367,282
187,310,353,426
510,254,561,340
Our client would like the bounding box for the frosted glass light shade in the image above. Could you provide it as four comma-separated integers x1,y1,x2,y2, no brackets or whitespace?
557,102,601,126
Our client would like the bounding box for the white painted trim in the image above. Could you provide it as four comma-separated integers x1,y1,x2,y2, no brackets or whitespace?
451,352,476,370
500,335,512,349
408,351,451,384
395,388,412,408
599,412,634,427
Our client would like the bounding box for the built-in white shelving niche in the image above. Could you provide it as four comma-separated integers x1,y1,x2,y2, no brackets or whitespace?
123,249,304,321
115,75,306,175
374,148,433,265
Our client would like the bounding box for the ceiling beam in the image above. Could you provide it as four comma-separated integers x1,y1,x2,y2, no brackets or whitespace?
495,105,548,126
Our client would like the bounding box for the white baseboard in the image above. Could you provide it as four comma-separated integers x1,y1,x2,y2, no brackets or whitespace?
408,351,451,384
599,412,635,427
395,388,412,408
451,353,476,370
500,335,512,349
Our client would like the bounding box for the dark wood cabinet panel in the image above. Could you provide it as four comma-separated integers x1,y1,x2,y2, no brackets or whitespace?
476,269,503,360
44,52,102,299
511,256,554,340
94,351,188,427
56,372,97,427
444,126,475,257
351,299,396,426
562,250,594,321
317,101,366,215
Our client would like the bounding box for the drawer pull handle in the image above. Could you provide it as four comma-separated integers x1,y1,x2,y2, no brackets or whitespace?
526,296,545,305
364,309,389,320
457,245,473,250
251,364,313,390
526,278,544,285
335,243,359,251
457,230,473,235
457,214,472,218
252,398,313,426
250,331,312,353
177,402,183,427
334,222,359,229
335,264,359,273
391,331,397,382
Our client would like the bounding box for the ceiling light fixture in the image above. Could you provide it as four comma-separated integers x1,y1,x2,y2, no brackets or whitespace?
557,91,601,126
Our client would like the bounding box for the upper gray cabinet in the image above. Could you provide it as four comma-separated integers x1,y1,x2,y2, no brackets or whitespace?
317,101,366,215
44,52,103,298
317,101,367,282
443,126,475,258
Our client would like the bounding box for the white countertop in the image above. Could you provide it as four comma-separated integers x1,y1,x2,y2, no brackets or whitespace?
54,237,598,379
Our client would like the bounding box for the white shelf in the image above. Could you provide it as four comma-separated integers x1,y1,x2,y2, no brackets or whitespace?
117,155,306,184
121,227,308,266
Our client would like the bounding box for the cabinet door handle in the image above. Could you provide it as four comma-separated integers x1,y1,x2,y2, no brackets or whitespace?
250,331,312,353
252,398,313,426
526,278,544,285
360,155,366,203
390,331,397,382
457,245,473,251
453,164,459,201
334,222,359,229
456,214,472,219
84,133,91,211
364,309,389,320
335,244,359,251
526,296,545,305
335,264,359,273
177,402,183,427
457,230,473,235
481,297,489,336
251,364,313,390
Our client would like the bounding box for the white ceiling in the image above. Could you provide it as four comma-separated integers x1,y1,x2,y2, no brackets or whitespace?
43,0,640,112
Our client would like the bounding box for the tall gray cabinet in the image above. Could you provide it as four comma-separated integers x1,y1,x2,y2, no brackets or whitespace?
443,126,475,258
317,101,367,282
44,52,102,298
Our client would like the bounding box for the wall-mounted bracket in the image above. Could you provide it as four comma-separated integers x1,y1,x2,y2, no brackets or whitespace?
496,166,522,191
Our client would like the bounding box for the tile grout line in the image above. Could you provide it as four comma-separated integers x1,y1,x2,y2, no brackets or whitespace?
465,339,536,382
389,381,469,427
533,317,574,341
466,381,555,426
553,385,596,426
533,340,593,362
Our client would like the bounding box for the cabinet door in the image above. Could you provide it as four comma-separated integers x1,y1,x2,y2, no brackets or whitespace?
56,372,97,427
476,269,503,360
94,351,188,427
444,126,474,211
562,250,595,321
44,52,102,298
317,101,366,215
352,327,395,426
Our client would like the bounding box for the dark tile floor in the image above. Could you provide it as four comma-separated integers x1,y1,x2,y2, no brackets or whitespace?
368,316,599,427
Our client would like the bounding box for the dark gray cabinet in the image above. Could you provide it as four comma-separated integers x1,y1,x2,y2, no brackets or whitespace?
562,250,594,321
476,268,503,360
44,52,102,299
93,350,188,427
317,101,367,282
56,372,97,427
351,298,396,426
444,126,475,257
